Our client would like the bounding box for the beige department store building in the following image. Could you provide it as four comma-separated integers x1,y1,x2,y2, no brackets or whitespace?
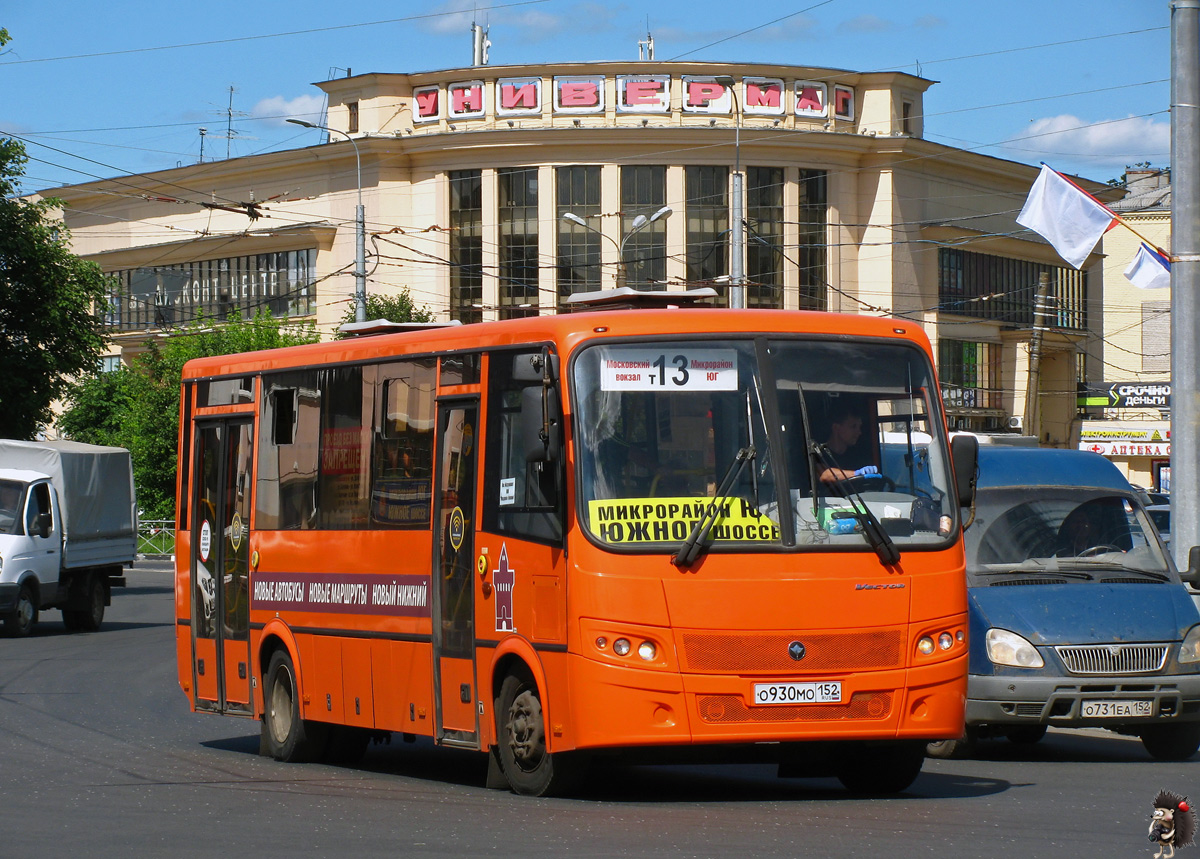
48,61,1118,446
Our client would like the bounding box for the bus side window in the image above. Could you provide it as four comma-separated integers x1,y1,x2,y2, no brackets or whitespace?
483,351,563,545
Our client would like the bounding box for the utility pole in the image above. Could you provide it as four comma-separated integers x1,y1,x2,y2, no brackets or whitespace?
1172,0,1200,566
1024,272,1052,442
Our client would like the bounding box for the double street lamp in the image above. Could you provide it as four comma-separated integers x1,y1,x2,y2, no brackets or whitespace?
287,118,367,323
561,206,673,289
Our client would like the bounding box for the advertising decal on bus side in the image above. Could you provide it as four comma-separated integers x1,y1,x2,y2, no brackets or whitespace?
252,571,430,616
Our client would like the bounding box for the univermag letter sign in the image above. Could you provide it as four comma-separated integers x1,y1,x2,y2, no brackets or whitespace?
412,74,856,124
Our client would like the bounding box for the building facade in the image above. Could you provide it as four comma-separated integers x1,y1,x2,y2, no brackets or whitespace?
1082,168,1172,492
47,61,1116,445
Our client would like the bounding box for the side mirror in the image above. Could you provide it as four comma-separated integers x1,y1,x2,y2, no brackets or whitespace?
950,434,978,508
1183,546,1200,588
33,512,53,539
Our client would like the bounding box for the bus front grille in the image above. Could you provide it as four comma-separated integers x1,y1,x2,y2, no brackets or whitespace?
681,630,904,673
697,691,893,723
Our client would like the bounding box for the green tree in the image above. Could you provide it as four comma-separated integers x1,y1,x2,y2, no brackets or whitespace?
62,312,319,518
334,289,434,339
0,136,111,438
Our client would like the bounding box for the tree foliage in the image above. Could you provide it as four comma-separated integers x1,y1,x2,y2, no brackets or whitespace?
333,289,434,338
61,312,319,518
0,137,111,438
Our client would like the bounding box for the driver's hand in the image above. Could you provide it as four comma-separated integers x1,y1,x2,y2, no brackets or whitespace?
853,466,881,478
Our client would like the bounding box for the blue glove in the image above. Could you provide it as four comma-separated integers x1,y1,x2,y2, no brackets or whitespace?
853,466,881,478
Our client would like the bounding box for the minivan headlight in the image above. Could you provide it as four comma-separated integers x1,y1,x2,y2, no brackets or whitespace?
1182,625,1200,664
986,628,1044,668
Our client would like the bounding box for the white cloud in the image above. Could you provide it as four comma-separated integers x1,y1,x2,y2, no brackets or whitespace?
252,94,326,127
1005,114,1170,170
838,15,896,35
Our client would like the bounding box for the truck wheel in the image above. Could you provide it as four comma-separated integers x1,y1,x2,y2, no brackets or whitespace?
63,576,106,633
495,670,586,796
1140,724,1200,761
4,584,37,638
926,727,978,759
836,742,926,794
261,649,328,763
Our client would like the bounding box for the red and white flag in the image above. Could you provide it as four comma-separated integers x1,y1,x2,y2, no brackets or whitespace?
1016,164,1117,269
1124,242,1171,290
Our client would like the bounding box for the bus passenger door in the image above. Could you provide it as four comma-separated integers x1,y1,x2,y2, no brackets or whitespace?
432,399,479,747
190,419,254,716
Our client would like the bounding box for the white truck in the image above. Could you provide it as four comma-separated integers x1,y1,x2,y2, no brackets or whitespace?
0,440,137,637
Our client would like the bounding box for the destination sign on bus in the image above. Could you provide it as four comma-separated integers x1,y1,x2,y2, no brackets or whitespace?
600,348,737,392
588,496,780,544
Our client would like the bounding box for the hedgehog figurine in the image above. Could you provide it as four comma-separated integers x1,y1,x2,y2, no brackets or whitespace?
1150,790,1197,859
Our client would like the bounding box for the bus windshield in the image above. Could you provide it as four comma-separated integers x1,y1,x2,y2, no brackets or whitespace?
573,337,956,554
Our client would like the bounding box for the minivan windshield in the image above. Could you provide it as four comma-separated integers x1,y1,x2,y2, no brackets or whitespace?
965,487,1172,582
0,479,25,535
573,337,957,555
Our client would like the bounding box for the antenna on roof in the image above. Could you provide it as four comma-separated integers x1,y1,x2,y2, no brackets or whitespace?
472,21,491,66
638,22,654,61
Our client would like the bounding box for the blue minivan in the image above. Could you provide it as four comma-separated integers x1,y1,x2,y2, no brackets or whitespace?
927,446,1200,760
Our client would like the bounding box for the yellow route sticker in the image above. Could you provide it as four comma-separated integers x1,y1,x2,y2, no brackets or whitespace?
588,496,780,544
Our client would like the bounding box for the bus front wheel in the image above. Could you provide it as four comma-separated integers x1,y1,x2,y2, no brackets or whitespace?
496,670,585,797
261,649,328,763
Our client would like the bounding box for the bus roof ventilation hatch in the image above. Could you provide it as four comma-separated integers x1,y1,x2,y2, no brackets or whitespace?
564,287,720,312
338,319,464,337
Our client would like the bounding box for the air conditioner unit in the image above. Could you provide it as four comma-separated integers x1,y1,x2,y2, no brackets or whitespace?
1007,415,1024,430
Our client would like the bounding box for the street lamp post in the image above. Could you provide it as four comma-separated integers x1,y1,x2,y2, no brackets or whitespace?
287,118,366,323
715,76,745,309
561,206,672,289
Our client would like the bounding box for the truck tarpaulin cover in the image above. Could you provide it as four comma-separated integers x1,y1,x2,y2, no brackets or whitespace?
0,440,136,568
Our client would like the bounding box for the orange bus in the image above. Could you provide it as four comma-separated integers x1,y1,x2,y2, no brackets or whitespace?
174,293,978,796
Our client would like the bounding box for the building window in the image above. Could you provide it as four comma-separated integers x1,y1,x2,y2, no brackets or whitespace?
685,166,728,293
620,165,667,288
556,166,602,307
938,339,1003,412
108,249,316,331
498,167,539,319
747,167,784,308
100,355,123,373
347,102,359,134
797,169,827,311
938,248,1087,330
449,170,483,324
1142,300,1170,374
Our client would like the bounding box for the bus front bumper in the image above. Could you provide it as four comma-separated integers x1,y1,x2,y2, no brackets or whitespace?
564,652,966,751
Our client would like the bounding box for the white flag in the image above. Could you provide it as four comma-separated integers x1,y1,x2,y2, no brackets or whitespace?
1124,242,1171,290
1016,164,1116,269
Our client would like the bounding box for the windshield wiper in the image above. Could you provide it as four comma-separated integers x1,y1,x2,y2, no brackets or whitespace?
977,568,1094,581
810,442,900,567
673,446,755,567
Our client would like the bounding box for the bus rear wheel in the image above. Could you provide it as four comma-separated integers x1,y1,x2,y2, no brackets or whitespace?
496,671,585,797
261,649,328,762
835,741,925,794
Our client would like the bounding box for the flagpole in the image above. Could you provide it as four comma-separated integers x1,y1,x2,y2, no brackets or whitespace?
1171,0,1200,570
1048,164,1170,257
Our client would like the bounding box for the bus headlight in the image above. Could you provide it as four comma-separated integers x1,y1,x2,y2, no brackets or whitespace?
986,628,1044,668
1182,625,1200,663
613,638,631,656
638,641,657,661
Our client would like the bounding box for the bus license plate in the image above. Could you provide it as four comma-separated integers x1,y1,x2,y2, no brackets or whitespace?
1081,700,1153,718
752,681,842,706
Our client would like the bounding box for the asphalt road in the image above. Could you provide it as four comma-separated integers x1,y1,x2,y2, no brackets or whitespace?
0,559,1194,858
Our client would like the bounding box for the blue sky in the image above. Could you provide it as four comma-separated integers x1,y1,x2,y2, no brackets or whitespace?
1,0,1171,193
